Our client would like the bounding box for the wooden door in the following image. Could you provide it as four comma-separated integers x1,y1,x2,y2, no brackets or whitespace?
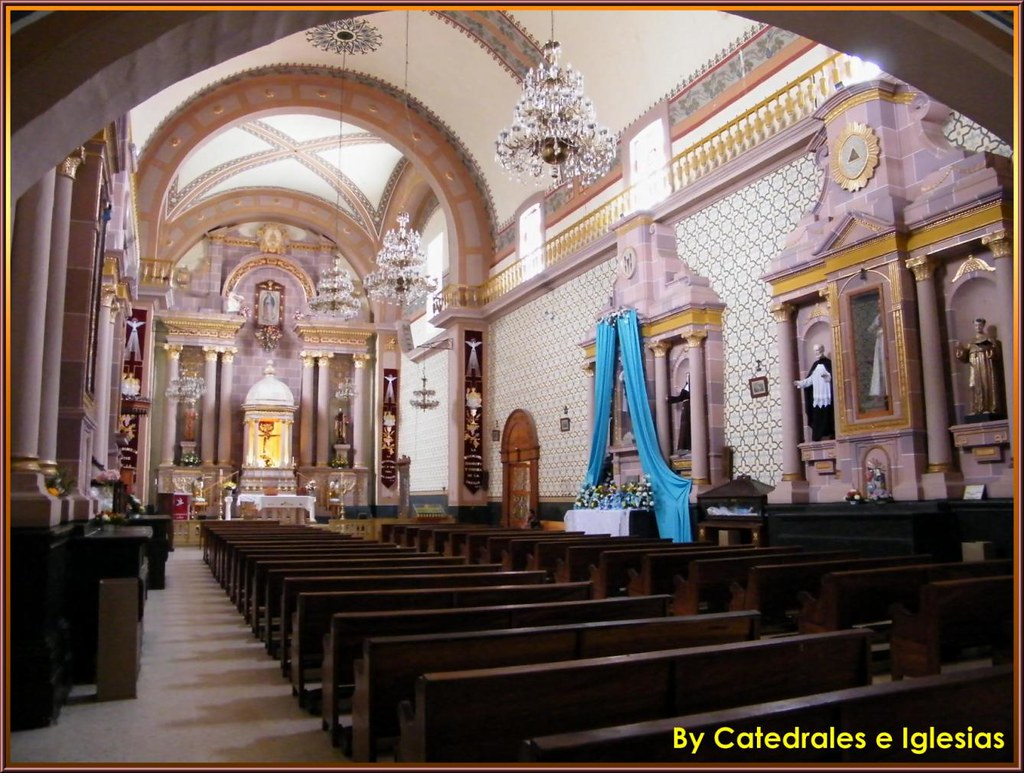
500,409,539,528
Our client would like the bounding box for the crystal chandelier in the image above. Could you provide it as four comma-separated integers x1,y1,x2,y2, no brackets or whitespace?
334,378,357,402
165,370,205,406
409,371,439,411
309,255,360,319
364,211,435,307
495,38,615,187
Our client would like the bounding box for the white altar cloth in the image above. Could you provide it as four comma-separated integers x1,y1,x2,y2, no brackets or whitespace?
564,508,630,536
237,494,316,522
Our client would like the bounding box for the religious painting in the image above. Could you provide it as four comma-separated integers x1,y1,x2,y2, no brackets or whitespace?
254,279,285,352
850,288,890,416
612,362,634,446
256,286,282,327
748,375,769,399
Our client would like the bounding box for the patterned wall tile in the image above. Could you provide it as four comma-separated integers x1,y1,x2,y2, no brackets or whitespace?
944,111,1012,158
675,155,823,484
399,350,450,492
488,259,617,497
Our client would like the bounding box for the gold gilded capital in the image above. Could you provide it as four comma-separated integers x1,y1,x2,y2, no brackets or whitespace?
58,147,86,180
982,230,1012,259
301,355,316,368
163,344,183,359
203,347,219,362
316,353,334,366
650,341,671,358
769,303,794,323
222,349,236,364
353,353,371,368
684,332,707,349
905,255,933,282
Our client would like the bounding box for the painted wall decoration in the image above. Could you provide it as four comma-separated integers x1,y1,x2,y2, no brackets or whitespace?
464,331,484,492
381,368,399,488
118,308,148,478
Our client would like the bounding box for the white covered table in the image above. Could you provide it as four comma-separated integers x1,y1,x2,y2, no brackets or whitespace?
564,508,630,536
237,494,316,522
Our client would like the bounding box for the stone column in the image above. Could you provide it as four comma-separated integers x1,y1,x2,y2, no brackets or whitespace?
906,256,955,474
583,361,595,441
201,347,219,464
299,352,316,466
38,150,85,472
650,341,672,459
217,349,236,464
982,230,1014,457
161,344,182,465
10,170,56,472
92,286,118,470
315,353,334,466
772,303,804,481
352,354,371,467
685,333,709,485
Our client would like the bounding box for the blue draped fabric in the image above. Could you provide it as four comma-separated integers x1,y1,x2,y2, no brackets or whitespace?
584,321,617,487
616,310,692,542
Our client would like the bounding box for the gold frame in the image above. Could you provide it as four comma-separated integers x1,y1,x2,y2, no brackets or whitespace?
830,122,881,192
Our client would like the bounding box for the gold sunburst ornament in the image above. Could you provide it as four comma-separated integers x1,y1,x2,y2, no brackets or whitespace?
830,122,881,192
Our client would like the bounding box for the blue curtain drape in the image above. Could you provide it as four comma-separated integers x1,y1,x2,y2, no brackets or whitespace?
616,310,692,542
584,321,617,487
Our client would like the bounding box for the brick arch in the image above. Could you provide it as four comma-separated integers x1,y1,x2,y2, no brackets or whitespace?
136,68,494,286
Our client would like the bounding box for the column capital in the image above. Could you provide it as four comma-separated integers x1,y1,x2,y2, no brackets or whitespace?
58,147,86,180
99,283,118,308
769,302,795,323
221,348,237,363
163,343,183,359
684,332,707,349
982,229,1013,259
905,255,934,281
353,353,371,368
203,346,220,362
649,341,671,358
301,352,317,367
316,353,334,366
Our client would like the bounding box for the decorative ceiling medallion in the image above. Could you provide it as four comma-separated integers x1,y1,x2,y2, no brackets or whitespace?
306,19,383,56
830,122,881,192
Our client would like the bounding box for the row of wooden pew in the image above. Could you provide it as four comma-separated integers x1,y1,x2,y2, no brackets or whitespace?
199,520,1014,764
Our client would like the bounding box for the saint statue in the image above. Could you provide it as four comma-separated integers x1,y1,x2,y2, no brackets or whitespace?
955,317,1005,420
667,373,691,453
335,410,348,444
794,344,834,441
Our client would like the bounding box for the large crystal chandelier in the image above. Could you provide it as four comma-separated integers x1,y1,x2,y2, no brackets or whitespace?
334,377,357,402
309,255,360,319
364,211,435,307
495,38,615,187
165,370,205,406
409,371,439,411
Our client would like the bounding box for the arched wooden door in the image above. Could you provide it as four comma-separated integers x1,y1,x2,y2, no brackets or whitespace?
500,409,539,528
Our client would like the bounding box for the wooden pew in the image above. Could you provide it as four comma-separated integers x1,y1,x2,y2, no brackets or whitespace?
552,538,674,583
528,536,668,577
627,546,804,597
588,543,719,598
461,529,550,563
213,530,350,584
347,610,761,760
290,582,593,705
478,531,586,565
444,527,529,559
321,595,673,752
729,554,932,630
797,559,1013,633
396,629,872,762
671,550,860,615
888,575,1014,679
257,559,493,642
520,664,1014,763
273,570,546,661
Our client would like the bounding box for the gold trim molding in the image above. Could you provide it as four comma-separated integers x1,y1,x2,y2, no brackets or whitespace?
159,315,246,341
222,256,316,299
294,323,375,349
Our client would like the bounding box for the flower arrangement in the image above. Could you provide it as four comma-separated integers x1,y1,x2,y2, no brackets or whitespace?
45,465,76,497
222,480,238,493
92,469,121,486
179,451,201,467
845,489,864,504
575,474,654,510
304,480,318,494
127,494,144,515
255,325,282,351
93,510,127,527
329,455,349,469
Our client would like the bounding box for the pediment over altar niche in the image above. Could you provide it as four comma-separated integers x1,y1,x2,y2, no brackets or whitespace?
814,211,895,258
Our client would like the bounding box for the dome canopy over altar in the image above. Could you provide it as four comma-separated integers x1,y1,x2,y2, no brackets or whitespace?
243,362,296,410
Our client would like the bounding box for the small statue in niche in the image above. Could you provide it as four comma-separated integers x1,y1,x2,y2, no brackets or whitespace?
955,317,1005,421
864,458,892,502
793,344,835,441
335,410,348,444
668,373,691,453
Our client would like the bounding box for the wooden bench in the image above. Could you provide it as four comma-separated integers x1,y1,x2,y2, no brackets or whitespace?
219,537,378,594
671,549,860,615
290,582,593,705
553,538,675,583
729,554,932,630
528,536,669,577
627,546,804,597
462,529,553,564
274,570,546,662
520,664,1014,763
347,610,761,760
501,532,613,571
588,543,719,598
321,594,673,752
797,559,1013,633
477,531,584,566
396,629,872,762
257,559,494,642
215,531,355,586
888,575,1014,679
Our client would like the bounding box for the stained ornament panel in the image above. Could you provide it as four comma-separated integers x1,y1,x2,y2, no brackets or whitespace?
676,155,822,484
488,259,617,498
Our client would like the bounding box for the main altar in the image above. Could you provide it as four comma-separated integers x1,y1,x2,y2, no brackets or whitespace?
239,360,298,495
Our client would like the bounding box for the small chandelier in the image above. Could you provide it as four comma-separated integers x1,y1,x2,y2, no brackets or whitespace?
309,255,360,319
364,211,436,307
165,370,205,405
409,371,439,411
495,39,615,188
334,378,357,402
